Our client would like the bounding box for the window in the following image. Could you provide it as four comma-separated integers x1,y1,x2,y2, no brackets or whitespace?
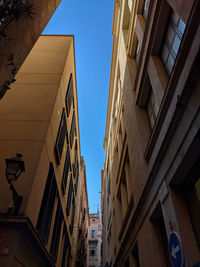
143,0,150,21
73,148,79,182
61,227,70,267
36,163,57,243
160,11,186,75
135,41,141,66
132,244,140,267
61,147,71,194
89,246,96,257
145,89,159,131
70,199,76,234
70,111,76,148
55,109,68,164
67,174,73,216
125,259,130,267
65,74,74,116
91,230,95,238
50,199,63,262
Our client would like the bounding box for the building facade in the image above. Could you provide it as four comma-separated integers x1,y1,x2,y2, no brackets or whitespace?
102,0,200,266
0,35,87,266
73,157,89,267
87,213,102,267
0,0,62,99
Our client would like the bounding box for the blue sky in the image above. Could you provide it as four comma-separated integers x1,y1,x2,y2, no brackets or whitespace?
43,0,114,213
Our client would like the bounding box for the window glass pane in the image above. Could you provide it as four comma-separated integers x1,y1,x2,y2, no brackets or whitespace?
160,11,185,75
55,109,68,164
135,42,141,66
166,54,175,74
178,18,186,35
166,26,175,46
161,44,169,64
172,35,181,55
149,114,155,129
50,200,63,262
143,0,150,20
91,230,95,238
146,89,159,131
67,175,73,216
61,147,71,194
66,74,74,116
36,163,57,243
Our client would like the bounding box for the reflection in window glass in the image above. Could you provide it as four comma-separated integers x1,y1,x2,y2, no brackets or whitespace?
91,230,95,238
160,11,186,75
143,0,150,20
146,89,159,131
135,42,141,66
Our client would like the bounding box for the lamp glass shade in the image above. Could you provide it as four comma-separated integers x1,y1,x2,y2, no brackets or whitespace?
5,154,25,183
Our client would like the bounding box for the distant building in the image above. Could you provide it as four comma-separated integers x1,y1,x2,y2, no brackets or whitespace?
0,0,62,99
73,157,89,267
87,213,102,267
0,35,88,267
102,0,200,266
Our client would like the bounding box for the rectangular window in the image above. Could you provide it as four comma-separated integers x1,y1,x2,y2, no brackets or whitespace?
70,199,76,234
55,109,68,165
89,246,96,257
36,163,57,244
61,147,71,194
135,41,141,66
65,74,74,116
67,174,73,216
50,199,63,262
70,111,76,148
143,0,150,21
160,11,186,75
132,244,140,267
91,230,95,238
73,149,79,182
145,89,159,131
61,226,70,267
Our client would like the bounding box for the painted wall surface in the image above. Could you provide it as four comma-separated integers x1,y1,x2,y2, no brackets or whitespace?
87,213,102,267
102,0,200,267
0,35,84,266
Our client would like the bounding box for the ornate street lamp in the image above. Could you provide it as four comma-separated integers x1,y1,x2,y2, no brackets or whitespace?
5,153,25,214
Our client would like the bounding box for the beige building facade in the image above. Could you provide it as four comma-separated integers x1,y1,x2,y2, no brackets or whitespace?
102,0,200,266
0,35,88,266
87,213,102,267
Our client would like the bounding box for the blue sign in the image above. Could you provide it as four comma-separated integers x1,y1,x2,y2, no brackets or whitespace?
168,232,183,267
